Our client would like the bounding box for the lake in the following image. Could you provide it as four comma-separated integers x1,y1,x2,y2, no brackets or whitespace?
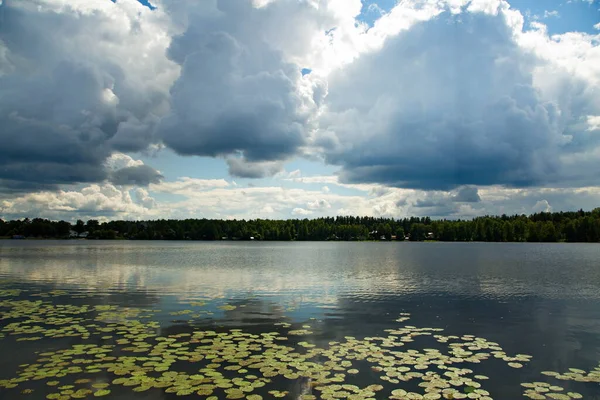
0,241,599,399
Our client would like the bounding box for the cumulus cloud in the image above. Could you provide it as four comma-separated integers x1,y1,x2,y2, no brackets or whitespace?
0,0,357,192
104,153,144,171
133,188,157,209
0,0,177,189
307,198,331,210
291,207,313,216
156,0,333,163
103,152,163,187
587,116,600,131
316,0,600,190
0,183,157,221
4,173,600,222
532,199,552,213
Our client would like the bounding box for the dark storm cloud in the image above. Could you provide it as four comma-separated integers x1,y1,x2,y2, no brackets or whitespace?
109,165,164,186
0,179,59,195
0,159,109,194
0,106,113,183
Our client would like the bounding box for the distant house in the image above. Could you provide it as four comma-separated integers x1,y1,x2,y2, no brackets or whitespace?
426,232,435,240
391,235,397,240
69,230,88,238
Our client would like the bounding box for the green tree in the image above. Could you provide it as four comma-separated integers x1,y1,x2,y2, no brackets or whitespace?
56,221,71,238
86,220,100,232
74,220,86,234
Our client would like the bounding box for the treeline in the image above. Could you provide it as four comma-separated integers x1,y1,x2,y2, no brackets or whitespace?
1,209,600,242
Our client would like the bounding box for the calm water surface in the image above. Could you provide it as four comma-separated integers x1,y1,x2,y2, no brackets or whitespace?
1,241,599,399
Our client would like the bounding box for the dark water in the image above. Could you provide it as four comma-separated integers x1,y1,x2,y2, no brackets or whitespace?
1,241,599,399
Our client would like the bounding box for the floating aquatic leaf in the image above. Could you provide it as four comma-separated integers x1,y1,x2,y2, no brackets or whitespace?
547,394,570,400
288,330,312,336
3,288,599,400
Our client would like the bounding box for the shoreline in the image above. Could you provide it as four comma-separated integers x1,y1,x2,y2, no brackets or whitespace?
0,238,582,243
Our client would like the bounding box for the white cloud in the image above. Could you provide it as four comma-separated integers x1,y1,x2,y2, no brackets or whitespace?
286,175,339,185
291,207,313,216
543,10,559,18
104,153,144,171
285,174,383,193
133,188,157,210
307,199,331,210
531,10,560,21
366,3,385,16
150,177,230,195
466,0,503,15
587,115,600,131
0,184,158,222
260,205,275,214
532,199,552,213
287,169,302,179
4,176,600,222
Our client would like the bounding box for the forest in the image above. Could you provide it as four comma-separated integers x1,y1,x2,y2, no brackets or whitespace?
1,209,600,242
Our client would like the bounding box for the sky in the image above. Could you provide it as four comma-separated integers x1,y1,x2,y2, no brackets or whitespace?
0,0,599,222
